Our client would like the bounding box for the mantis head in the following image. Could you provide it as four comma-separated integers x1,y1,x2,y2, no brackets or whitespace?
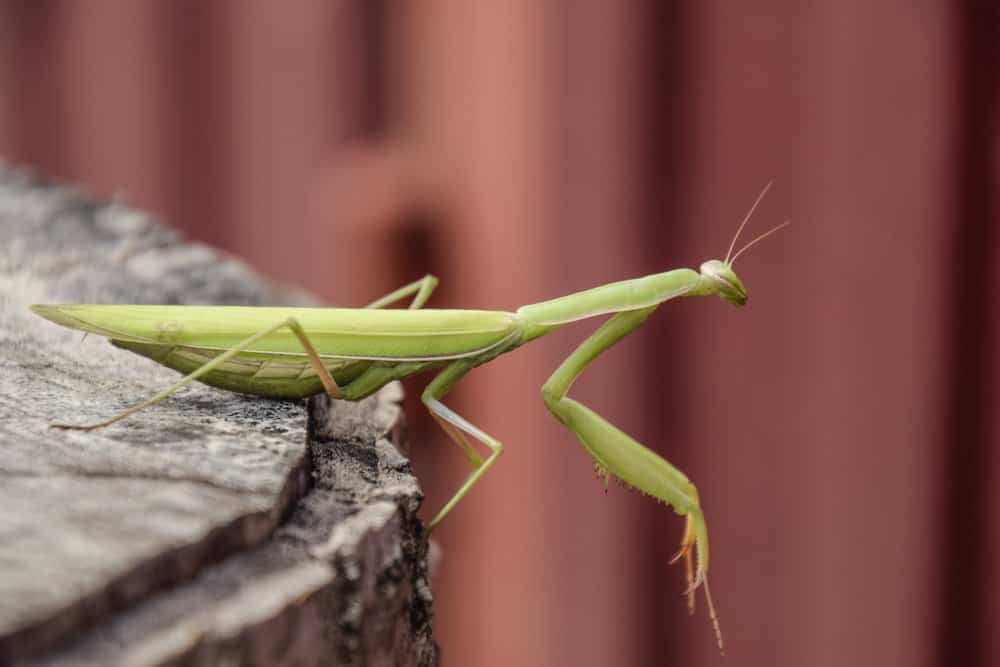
700,260,748,306
703,181,790,307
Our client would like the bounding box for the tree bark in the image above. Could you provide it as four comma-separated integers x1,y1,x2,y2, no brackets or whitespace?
0,165,438,666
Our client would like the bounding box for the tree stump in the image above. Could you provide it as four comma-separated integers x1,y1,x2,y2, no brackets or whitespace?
0,166,438,666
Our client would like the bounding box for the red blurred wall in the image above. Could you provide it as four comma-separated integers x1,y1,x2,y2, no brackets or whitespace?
2,2,997,665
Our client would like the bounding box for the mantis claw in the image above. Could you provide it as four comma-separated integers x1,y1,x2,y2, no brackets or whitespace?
669,514,700,614
682,561,704,597
668,537,691,566
684,552,698,615
668,514,724,654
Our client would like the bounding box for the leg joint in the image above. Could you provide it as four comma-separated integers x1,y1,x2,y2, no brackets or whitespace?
541,381,562,410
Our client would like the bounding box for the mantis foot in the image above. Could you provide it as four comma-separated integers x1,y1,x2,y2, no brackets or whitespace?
668,513,724,654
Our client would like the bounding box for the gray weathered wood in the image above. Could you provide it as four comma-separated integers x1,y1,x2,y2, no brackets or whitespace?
0,166,438,666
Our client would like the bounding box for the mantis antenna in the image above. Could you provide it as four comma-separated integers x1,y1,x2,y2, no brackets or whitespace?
730,220,792,265
725,180,773,264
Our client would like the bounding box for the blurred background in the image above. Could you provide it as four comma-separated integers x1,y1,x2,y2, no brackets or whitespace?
1,2,997,665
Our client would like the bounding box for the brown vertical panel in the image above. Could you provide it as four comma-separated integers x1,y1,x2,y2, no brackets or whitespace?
209,1,344,292
674,1,956,665
160,0,227,249
428,5,563,660
399,4,571,663
649,1,821,660
803,4,954,663
0,1,173,217
0,3,59,165
532,2,651,664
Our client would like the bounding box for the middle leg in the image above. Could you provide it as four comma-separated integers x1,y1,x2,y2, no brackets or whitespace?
421,359,503,530
340,356,503,529
364,274,438,310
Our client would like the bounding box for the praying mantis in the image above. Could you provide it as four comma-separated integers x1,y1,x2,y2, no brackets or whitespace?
31,184,786,652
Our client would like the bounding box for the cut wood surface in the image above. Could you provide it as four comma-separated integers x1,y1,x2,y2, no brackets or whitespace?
0,166,438,666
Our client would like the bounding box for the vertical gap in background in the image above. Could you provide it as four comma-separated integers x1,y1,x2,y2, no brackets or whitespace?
938,1,999,664
163,1,225,247
638,0,696,662
357,0,388,138
386,214,441,299
323,0,383,146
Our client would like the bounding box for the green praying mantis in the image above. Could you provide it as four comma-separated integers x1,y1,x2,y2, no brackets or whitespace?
32,184,787,652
